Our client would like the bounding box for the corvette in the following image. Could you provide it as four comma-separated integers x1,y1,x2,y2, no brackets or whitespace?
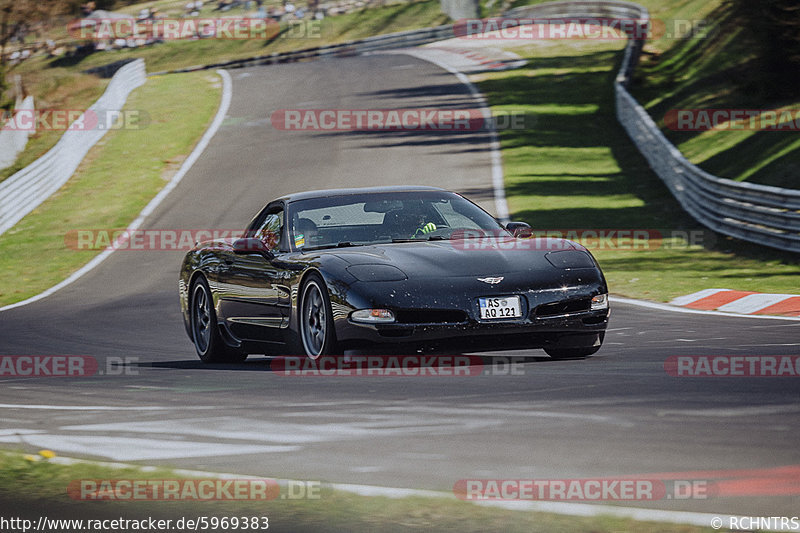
179,186,609,362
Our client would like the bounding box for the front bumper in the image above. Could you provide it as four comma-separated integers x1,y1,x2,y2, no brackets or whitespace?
335,308,608,353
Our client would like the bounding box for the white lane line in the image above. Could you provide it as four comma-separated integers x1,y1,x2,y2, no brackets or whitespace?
43,455,757,531
669,288,729,306
0,404,213,410
717,293,798,314
0,434,297,461
0,69,233,313
60,419,400,444
469,500,736,531
379,49,510,223
658,404,800,418
0,429,43,436
610,296,800,322
58,413,506,443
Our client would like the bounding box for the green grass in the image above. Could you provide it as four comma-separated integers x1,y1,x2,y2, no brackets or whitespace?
0,70,221,306
631,0,800,189
474,39,800,302
0,450,716,533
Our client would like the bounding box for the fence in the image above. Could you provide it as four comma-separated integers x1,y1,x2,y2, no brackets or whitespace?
0,58,146,237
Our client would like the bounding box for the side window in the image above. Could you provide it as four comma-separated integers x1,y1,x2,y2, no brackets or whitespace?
253,210,283,250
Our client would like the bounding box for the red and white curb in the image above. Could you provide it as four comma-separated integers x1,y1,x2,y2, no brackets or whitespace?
420,46,527,72
670,289,800,317
378,45,526,74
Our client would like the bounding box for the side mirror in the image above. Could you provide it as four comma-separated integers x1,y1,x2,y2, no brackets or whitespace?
506,221,532,238
233,238,274,259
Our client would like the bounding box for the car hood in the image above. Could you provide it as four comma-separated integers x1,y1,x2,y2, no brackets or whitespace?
328,238,585,278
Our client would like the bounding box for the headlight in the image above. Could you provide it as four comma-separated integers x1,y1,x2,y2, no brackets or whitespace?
351,309,396,323
545,250,595,269
591,293,608,311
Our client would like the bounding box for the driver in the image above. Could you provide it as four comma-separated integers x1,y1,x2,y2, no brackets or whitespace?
414,219,437,237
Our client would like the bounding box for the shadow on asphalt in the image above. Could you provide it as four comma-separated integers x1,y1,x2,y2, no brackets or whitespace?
131,354,561,372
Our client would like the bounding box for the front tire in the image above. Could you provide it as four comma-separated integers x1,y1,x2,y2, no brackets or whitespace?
299,273,338,359
190,277,247,363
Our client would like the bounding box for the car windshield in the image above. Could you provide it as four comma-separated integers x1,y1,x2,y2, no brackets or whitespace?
288,191,507,250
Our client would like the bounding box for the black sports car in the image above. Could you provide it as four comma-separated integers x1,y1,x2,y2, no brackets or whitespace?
179,186,609,362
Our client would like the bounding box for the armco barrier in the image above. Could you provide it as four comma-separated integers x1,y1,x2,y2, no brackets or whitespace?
0,95,35,170
508,1,800,253
0,58,146,237
150,26,457,74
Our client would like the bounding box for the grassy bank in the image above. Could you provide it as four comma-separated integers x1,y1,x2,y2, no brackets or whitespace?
474,38,800,302
0,70,221,306
632,0,800,189
0,451,715,533
507,0,800,189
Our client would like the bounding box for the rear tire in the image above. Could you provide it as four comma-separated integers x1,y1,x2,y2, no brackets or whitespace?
190,277,247,363
299,273,339,359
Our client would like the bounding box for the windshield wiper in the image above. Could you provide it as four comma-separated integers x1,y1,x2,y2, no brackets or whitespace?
303,241,361,251
391,235,447,243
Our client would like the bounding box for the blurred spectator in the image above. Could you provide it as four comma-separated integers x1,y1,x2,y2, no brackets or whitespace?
81,2,96,16
185,1,203,15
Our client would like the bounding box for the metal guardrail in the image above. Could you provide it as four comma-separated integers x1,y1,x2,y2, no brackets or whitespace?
0,95,35,170
0,58,146,237
151,25,457,74
508,1,800,253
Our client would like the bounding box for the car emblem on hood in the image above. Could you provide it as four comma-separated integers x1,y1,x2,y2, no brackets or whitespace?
478,276,504,285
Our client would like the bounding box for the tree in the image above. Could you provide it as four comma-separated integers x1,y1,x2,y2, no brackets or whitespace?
1,1,70,62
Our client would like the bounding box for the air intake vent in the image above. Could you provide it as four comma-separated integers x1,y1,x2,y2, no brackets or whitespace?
535,299,590,317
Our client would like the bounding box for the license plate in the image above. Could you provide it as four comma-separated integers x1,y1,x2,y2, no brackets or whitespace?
479,296,522,320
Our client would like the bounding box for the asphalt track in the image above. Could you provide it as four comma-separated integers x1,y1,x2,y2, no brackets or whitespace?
0,54,798,521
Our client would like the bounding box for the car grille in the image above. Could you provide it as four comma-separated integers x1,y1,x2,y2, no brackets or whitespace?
394,309,468,324
534,299,591,317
